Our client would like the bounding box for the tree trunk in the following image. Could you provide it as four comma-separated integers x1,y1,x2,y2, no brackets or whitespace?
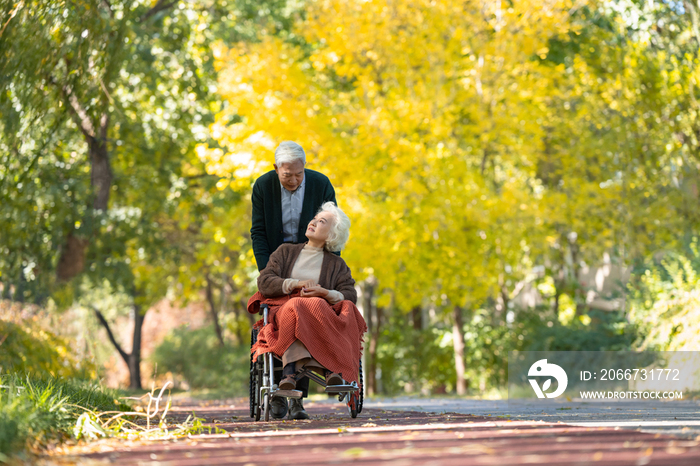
496,272,508,323
56,113,112,282
221,274,243,344
452,305,466,395
362,279,378,395
206,275,225,347
12,268,25,303
129,304,144,390
569,240,586,316
367,305,383,396
1,280,11,299
93,302,145,390
411,305,422,331
56,233,89,282
89,124,112,211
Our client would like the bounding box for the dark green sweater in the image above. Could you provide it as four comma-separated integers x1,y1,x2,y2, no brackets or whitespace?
251,169,337,271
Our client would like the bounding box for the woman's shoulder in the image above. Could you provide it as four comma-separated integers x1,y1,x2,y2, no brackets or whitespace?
324,249,350,270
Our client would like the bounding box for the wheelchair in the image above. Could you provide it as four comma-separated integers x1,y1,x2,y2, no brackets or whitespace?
249,303,363,421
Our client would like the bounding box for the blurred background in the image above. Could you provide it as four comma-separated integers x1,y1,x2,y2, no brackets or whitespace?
1,0,699,398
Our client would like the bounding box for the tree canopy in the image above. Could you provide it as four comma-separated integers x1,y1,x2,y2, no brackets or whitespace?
1,0,699,393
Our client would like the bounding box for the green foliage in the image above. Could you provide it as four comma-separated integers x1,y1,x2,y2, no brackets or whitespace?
0,0,306,305
151,325,249,391
376,305,636,395
628,238,700,351
0,374,129,458
462,310,516,392
0,0,294,391
199,0,700,396
376,315,454,395
521,309,635,352
0,320,96,379
461,307,634,392
2,0,700,398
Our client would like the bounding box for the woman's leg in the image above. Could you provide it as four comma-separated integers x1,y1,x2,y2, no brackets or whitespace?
283,340,343,387
281,340,319,393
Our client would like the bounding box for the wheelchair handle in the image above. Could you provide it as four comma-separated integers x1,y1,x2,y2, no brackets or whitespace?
259,303,268,316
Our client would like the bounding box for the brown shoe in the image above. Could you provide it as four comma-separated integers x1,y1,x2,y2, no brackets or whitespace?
325,372,343,386
279,375,297,390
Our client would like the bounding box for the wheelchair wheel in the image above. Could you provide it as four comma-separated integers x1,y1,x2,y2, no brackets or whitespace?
357,358,364,414
346,358,363,418
249,328,259,419
254,357,264,421
347,392,359,418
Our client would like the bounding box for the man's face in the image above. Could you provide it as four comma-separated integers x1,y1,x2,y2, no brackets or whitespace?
274,160,305,192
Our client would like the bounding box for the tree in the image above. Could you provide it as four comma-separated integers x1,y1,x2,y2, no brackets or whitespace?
1,0,308,388
203,0,578,392
204,0,700,393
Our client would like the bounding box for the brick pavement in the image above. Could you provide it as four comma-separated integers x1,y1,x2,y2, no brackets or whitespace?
45,398,700,466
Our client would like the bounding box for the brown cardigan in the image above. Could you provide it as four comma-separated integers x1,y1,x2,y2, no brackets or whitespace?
257,243,357,304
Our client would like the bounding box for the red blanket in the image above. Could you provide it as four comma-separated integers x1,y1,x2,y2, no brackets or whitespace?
248,292,367,384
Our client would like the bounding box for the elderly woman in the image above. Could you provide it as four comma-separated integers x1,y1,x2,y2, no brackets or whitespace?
251,202,365,420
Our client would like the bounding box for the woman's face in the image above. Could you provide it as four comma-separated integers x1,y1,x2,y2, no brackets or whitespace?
306,211,335,243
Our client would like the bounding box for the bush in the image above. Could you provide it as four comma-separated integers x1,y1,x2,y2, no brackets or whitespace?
151,325,250,392
373,304,636,396
0,320,97,379
468,307,635,391
627,239,700,351
519,308,635,352
376,315,454,395
0,374,130,458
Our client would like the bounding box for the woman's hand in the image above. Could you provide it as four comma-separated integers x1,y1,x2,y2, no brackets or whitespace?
300,285,329,298
293,279,317,290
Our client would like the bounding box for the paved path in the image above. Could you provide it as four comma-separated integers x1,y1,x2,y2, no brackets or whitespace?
370,397,700,438
46,397,700,466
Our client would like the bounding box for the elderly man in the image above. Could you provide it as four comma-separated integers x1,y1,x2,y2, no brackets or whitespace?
251,141,337,272
250,141,337,419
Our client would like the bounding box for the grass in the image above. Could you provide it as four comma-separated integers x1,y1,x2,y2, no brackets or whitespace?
0,373,130,461
0,375,231,462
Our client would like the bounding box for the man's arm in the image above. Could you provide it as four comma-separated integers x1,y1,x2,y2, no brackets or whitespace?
250,181,271,271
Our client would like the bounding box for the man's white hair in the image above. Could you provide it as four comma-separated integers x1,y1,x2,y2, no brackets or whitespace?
275,141,306,166
319,201,351,252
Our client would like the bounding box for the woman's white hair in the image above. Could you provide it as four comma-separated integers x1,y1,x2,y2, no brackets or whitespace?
275,141,306,166
319,201,351,252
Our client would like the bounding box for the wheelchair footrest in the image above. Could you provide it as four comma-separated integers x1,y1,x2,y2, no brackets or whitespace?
325,384,358,393
273,389,303,399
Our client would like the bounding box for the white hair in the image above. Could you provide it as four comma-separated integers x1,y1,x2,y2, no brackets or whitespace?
274,141,306,166
319,201,351,252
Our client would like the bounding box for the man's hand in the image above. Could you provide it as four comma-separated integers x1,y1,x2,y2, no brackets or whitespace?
294,279,317,290
300,285,329,298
